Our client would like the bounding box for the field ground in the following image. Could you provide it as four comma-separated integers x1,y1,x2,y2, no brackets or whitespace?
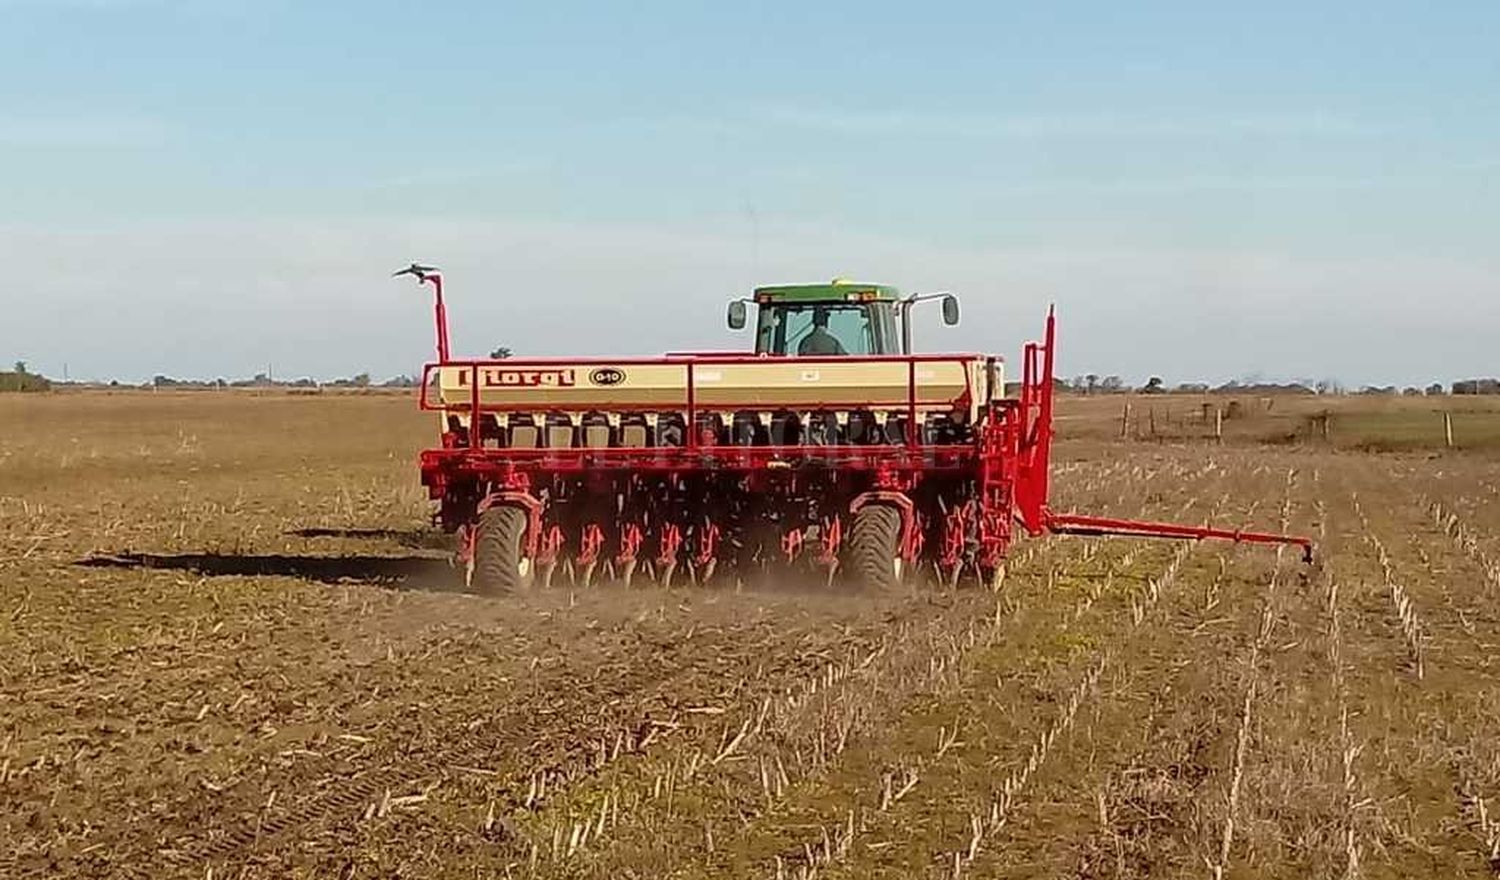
4,392,1500,878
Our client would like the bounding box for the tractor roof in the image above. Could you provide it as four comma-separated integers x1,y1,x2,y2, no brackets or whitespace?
753,279,900,304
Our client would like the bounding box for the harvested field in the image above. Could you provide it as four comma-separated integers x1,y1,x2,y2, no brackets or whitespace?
4,391,1500,878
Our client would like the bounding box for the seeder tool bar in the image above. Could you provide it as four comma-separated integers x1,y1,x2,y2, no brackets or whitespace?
1045,512,1315,563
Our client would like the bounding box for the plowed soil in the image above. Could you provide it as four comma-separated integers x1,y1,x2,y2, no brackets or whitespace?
3,392,1498,878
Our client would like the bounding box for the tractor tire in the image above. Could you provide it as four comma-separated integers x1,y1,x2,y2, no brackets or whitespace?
471,505,534,595
848,503,905,591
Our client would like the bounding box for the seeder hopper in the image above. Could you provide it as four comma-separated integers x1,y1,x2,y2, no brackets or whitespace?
398,265,1313,593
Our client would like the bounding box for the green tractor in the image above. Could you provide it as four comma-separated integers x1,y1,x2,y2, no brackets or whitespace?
726,279,961,356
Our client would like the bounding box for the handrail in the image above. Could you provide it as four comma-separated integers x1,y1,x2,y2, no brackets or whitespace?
424,352,1001,366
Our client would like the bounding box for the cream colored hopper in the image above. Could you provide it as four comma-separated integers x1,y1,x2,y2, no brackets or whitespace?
436,356,1000,427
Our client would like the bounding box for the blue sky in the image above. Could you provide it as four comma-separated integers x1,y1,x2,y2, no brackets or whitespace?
2,1,1496,386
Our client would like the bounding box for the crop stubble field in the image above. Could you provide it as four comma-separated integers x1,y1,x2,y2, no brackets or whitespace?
3,393,1499,878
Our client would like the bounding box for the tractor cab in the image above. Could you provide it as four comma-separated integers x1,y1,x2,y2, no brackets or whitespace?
727,279,959,356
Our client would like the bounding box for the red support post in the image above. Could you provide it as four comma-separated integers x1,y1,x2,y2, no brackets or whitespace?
906,358,918,449
686,360,697,451
427,274,450,364
468,363,480,449
1035,306,1056,508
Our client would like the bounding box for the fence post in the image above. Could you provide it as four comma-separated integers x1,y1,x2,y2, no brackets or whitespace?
1444,411,1454,448
1214,407,1223,444
1120,402,1131,440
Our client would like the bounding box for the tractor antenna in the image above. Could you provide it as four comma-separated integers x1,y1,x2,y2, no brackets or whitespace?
393,262,450,362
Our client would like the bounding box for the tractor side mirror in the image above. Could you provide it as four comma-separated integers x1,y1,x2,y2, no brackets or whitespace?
941,294,960,326
727,300,748,330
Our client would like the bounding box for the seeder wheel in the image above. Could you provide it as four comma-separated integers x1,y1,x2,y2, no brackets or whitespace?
848,504,904,591
470,505,534,595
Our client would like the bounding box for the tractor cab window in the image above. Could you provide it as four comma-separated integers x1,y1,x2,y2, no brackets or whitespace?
755,303,895,356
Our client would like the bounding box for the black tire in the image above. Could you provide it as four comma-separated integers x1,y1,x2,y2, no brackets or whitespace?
847,504,904,591
471,505,533,595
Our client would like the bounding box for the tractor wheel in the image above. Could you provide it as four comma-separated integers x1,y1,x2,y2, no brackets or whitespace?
470,505,534,595
848,503,905,591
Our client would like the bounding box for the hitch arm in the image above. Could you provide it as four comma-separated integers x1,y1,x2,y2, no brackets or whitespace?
1046,512,1315,563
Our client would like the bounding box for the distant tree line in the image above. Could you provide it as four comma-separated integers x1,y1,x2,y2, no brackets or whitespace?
1057,375,1481,397
6,345,1489,398
142,372,420,390
0,371,422,391
0,361,51,392
1063,375,1322,396
1451,378,1500,395
1352,380,1500,396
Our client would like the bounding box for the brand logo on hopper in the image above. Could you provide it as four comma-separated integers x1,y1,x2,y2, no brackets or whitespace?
589,368,626,386
459,368,577,388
